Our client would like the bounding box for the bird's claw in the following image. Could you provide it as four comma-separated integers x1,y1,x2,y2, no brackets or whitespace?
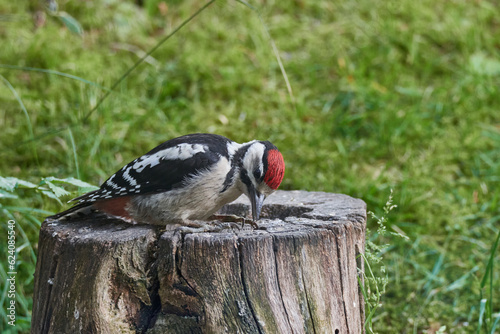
209,214,259,229
242,218,258,229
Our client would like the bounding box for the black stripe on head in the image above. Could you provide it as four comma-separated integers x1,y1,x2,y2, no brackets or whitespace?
260,141,278,175
221,167,236,193
240,169,252,189
220,141,252,193
252,166,263,183
232,143,252,168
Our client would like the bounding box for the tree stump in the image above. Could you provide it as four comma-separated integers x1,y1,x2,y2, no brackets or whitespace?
32,190,366,334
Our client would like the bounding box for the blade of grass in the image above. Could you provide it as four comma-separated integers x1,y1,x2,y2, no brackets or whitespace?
2,208,37,264
19,125,69,145
478,298,487,333
423,251,444,292
491,314,500,334
1,206,53,216
481,228,500,287
236,0,296,109
83,0,217,122
0,74,38,165
0,64,110,91
67,128,80,179
479,228,500,332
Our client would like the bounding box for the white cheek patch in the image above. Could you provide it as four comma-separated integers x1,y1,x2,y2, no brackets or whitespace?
132,144,207,173
242,143,266,186
242,143,265,174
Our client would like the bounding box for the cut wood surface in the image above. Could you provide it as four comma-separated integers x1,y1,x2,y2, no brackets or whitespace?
32,190,367,334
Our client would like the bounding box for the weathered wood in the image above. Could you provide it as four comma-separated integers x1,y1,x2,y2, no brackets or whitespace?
32,190,366,334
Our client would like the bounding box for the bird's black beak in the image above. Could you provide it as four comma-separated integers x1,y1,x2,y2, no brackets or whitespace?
248,186,265,221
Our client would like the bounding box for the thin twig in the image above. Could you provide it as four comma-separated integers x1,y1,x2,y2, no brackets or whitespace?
0,64,109,91
83,0,217,122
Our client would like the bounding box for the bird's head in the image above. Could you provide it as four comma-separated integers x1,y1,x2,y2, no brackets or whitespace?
239,141,285,221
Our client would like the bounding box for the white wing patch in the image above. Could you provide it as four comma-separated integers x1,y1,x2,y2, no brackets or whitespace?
122,166,138,186
132,143,207,173
105,174,128,191
104,174,120,189
83,189,113,203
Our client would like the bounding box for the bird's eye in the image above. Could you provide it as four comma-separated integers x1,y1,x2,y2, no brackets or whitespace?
253,167,262,181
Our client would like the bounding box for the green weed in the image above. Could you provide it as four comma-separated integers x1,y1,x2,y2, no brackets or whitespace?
0,176,97,332
360,190,408,333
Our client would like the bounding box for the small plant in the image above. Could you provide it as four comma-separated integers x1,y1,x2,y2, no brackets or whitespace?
0,176,98,207
0,176,97,332
359,189,408,334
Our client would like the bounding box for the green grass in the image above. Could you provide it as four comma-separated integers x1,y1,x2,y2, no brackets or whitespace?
1,0,499,332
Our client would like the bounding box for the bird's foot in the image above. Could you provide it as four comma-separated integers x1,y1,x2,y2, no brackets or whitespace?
169,216,258,235
208,214,258,229
173,224,220,234
172,218,245,234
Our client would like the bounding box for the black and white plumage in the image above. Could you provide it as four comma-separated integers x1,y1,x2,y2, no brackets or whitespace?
49,133,285,226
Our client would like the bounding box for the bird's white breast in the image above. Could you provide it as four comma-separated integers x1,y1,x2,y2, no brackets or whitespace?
127,156,241,225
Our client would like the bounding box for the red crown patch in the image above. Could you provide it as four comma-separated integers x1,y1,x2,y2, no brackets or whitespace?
264,149,285,190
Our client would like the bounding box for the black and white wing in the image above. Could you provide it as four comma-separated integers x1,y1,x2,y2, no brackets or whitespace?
72,134,233,204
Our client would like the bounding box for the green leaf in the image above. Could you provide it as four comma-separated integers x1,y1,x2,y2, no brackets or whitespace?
2,206,53,215
44,181,71,198
0,176,38,191
0,176,17,191
0,189,18,199
40,189,63,205
14,179,38,189
57,11,83,35
45,177,98,190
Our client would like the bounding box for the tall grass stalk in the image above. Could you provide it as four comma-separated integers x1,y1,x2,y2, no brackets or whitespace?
477,229,500,333
0,74,38,165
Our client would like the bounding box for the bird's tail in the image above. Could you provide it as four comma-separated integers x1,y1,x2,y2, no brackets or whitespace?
46,202,96,221
46,190,101,221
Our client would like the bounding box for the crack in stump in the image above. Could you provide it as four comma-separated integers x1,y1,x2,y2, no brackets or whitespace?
271,235,293,333
40,232,60,334
175,233,201,301
138,229,162,333
237,239,263,334
335,226,350,334
299,264,317,334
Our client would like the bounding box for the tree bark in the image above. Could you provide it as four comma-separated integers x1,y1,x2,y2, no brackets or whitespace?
32,190,366,334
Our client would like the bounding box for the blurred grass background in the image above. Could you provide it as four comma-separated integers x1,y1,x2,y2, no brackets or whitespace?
1,0,499,332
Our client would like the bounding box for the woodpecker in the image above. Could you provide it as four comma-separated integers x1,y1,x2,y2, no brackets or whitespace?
49,133,285,226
